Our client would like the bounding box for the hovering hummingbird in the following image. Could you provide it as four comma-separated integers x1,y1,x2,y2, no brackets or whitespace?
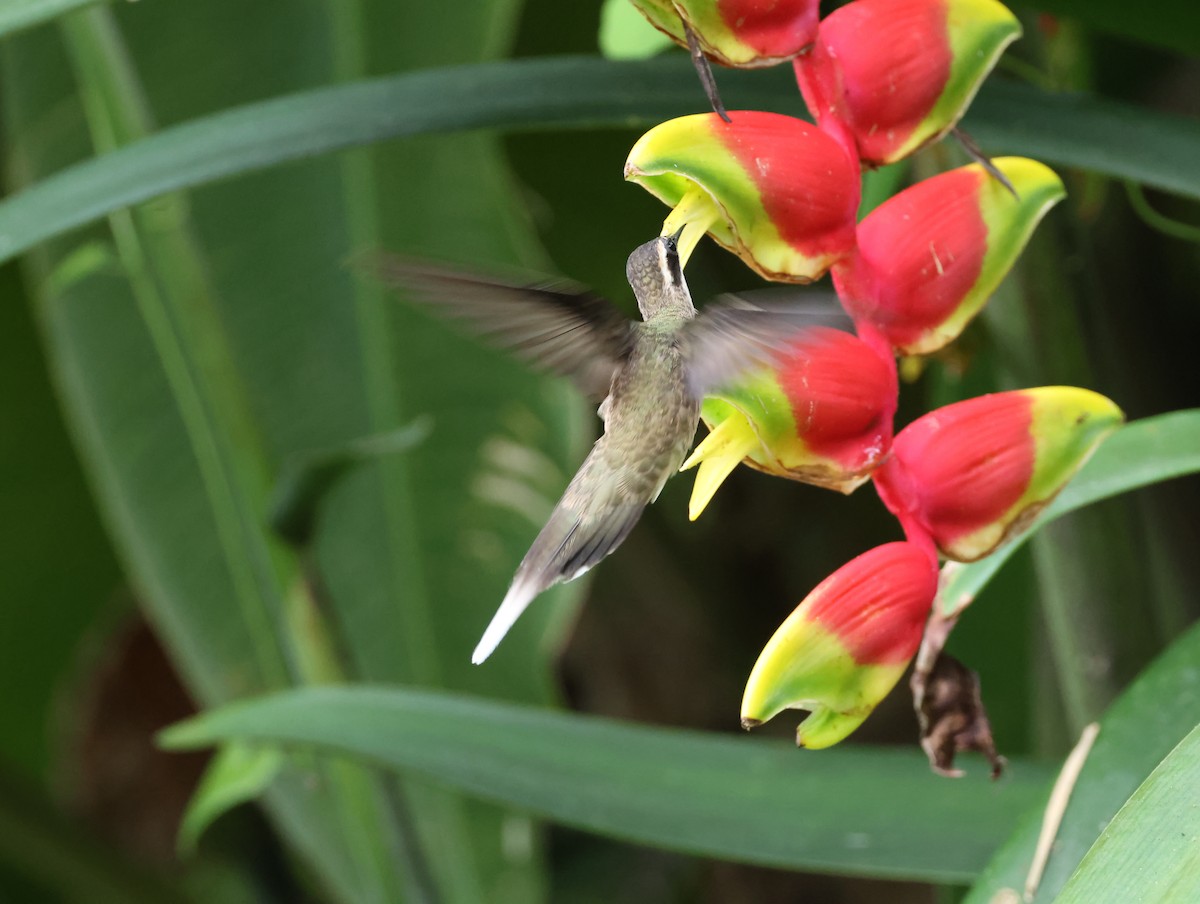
376,232,831,663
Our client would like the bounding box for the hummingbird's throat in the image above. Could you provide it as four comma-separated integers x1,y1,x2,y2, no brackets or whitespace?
661,185,721,268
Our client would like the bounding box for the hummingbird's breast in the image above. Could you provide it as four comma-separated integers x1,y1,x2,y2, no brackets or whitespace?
598,328,701,501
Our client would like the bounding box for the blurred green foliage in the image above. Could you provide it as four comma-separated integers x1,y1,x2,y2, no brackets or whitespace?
0,0,1198,902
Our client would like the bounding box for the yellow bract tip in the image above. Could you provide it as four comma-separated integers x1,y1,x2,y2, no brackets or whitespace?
661,184,721,268
682,412,759,520
795,706,873,750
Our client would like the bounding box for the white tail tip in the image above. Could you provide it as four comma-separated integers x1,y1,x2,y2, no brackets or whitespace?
471,579,537,664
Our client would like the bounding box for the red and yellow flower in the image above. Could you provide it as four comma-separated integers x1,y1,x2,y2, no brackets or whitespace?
832,157,1065,355
683,326,897,518
625,111,861,281
873,387,1124,561
795,0,1021,164
742,541,939,748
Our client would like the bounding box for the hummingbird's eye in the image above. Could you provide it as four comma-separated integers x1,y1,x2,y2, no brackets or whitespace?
667,251,682,287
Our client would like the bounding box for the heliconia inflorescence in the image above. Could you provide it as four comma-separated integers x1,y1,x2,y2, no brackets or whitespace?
627,0,822,67
624,111,861,281
741,541,939,748
612,0,1123,759
873,387,1125,562
794,0,1021,164
682,326,897,519
832,157,1067,355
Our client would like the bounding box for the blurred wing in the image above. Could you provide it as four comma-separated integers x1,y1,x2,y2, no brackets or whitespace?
368,254,635,400
713,287,852,328
683,292,850,397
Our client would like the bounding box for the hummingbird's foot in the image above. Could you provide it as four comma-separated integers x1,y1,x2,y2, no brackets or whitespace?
953,127,1018,200
683,20,731,123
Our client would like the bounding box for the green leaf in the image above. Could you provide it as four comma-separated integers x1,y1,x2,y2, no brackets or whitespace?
962,81,1200,200
268,417,432,546
35,9,422,901
1054,723,1200,904
1010,0,1200,58
941,410,1200,616
599,0,674,60
0,0,103,39
964,620,1200,903
161,686,1058,883
5,3,579,901
178,745,284,857
0,252,119,776
2,58,1199,269
318,4,581,899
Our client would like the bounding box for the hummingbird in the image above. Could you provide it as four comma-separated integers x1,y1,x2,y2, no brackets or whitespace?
375,231,830,663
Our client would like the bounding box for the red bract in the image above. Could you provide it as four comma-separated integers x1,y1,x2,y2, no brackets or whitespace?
683,326,896,518
874,388,1125,561
805,542,939,666
714,0,821,60
741,541,939,748
773,327,897,476
836,167,986,351
628,0,821,67
794,0,1021,165
875,392,1032,556
626,112,860,281
718,115,861,271
832,158,1066,355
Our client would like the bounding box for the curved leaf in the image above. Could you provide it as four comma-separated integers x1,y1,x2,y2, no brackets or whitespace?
963,619,1200,902
2,58,1200,268
161,686,1057,883
1054,723,1200,904
177,744,284,856
963,81,1200,201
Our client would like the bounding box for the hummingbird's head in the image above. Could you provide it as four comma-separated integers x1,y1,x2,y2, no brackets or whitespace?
626,228,695,321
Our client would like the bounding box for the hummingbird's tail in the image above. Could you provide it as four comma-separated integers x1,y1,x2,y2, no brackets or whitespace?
471,474,645,664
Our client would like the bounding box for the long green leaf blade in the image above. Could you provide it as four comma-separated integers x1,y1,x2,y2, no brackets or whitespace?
315,2,571,900
2,58,1200,268
2,7,475,900
964,620,1200,902
963,82,1200,199
161,687,1057,883
1054,724,1200,904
